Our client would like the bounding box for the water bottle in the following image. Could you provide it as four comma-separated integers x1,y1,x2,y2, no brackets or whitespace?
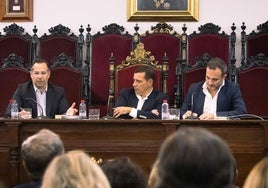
79,100,87,119
161,100,169,120
10,99,18,119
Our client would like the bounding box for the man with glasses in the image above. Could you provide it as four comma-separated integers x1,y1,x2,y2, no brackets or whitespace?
5,58,77,118
181,57,247,120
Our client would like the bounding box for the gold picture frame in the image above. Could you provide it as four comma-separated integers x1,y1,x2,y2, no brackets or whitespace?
0,0,33,22
127,0,198,22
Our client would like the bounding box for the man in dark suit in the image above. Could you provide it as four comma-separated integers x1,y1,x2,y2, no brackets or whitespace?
13,129,65,188
5,58,77,118
181,57,247,120
113,66,169,119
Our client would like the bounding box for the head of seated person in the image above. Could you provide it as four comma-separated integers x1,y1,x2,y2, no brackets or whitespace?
41,150,111,188
21,129,64,182
100,156,148,188
153,127,235,188
243,157,268,188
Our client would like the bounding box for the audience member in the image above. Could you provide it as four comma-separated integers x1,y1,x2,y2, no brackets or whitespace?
148,160,160,188
41,150,110,188
5,58,77,118
14,129,65,188
181,57,247,120
100,157,147,188
153,127,235,188
113,65,169,119
243,157,268,188
231,156,239,188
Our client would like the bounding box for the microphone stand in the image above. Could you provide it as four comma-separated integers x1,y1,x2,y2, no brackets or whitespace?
102,93,114,120
26,98,50,119
185,92,199,120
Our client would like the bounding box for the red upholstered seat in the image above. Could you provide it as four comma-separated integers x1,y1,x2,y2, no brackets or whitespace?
38,24,85,109
183,67,206,98
90,23,133,116
188,34,230,66
140,22,180,106
181,23,236,102
49,66,83,107
0,67,29,115
241,21,268,60
0,23,33,68
237,54,268,117
239,21,268,117
109,42,169,115
38,24,83,68
0,23,33,116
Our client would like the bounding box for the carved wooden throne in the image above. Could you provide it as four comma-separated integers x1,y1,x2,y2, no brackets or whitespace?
108,42,169,116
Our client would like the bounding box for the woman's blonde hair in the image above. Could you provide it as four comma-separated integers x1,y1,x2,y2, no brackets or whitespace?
243,157,268,188
42,150,110,188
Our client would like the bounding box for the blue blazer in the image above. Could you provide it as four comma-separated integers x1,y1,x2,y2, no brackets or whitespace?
5,81,69,118
115,88,169,119
181,80,247,117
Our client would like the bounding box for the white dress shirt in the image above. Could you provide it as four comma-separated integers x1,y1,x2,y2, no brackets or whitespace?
202,80,225,116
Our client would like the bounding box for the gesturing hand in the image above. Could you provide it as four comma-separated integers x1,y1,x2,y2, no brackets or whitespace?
66,102,78,116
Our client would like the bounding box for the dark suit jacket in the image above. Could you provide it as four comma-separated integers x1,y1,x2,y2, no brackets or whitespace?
115,88,169,119
181,80,247,117
5,81,69,118
13,181,41,188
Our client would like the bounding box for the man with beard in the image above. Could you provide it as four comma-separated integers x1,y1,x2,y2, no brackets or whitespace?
113,66,169,119
181,57,247,120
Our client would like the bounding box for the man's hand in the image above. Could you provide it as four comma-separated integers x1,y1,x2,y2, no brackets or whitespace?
151,109,159,116
66,102,78,116
183,110,192,119
113,106,131,118
199,112,214,120
182,110,198,119
19,109,32,119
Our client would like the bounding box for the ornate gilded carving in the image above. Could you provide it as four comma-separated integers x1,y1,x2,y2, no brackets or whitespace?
142,22,179,37
118,43,161,69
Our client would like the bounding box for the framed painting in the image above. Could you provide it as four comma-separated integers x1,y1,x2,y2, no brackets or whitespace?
0,0,33,22
127,0,198,21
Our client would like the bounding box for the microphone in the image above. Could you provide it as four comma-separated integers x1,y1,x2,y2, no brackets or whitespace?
102,89,114,120
25,98,49,119
185,91,199,120
227,114,264,120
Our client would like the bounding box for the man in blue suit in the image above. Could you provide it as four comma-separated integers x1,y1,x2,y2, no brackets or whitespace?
181,57,247,120
113,66,169,119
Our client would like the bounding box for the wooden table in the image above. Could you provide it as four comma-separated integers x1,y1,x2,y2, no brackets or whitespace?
0,119,268,187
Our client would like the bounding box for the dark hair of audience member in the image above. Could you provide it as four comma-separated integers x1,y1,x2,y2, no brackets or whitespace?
243,157,268,188
231,156,239,187
155,127,235,188
21,129,65,181
100,156,148,188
